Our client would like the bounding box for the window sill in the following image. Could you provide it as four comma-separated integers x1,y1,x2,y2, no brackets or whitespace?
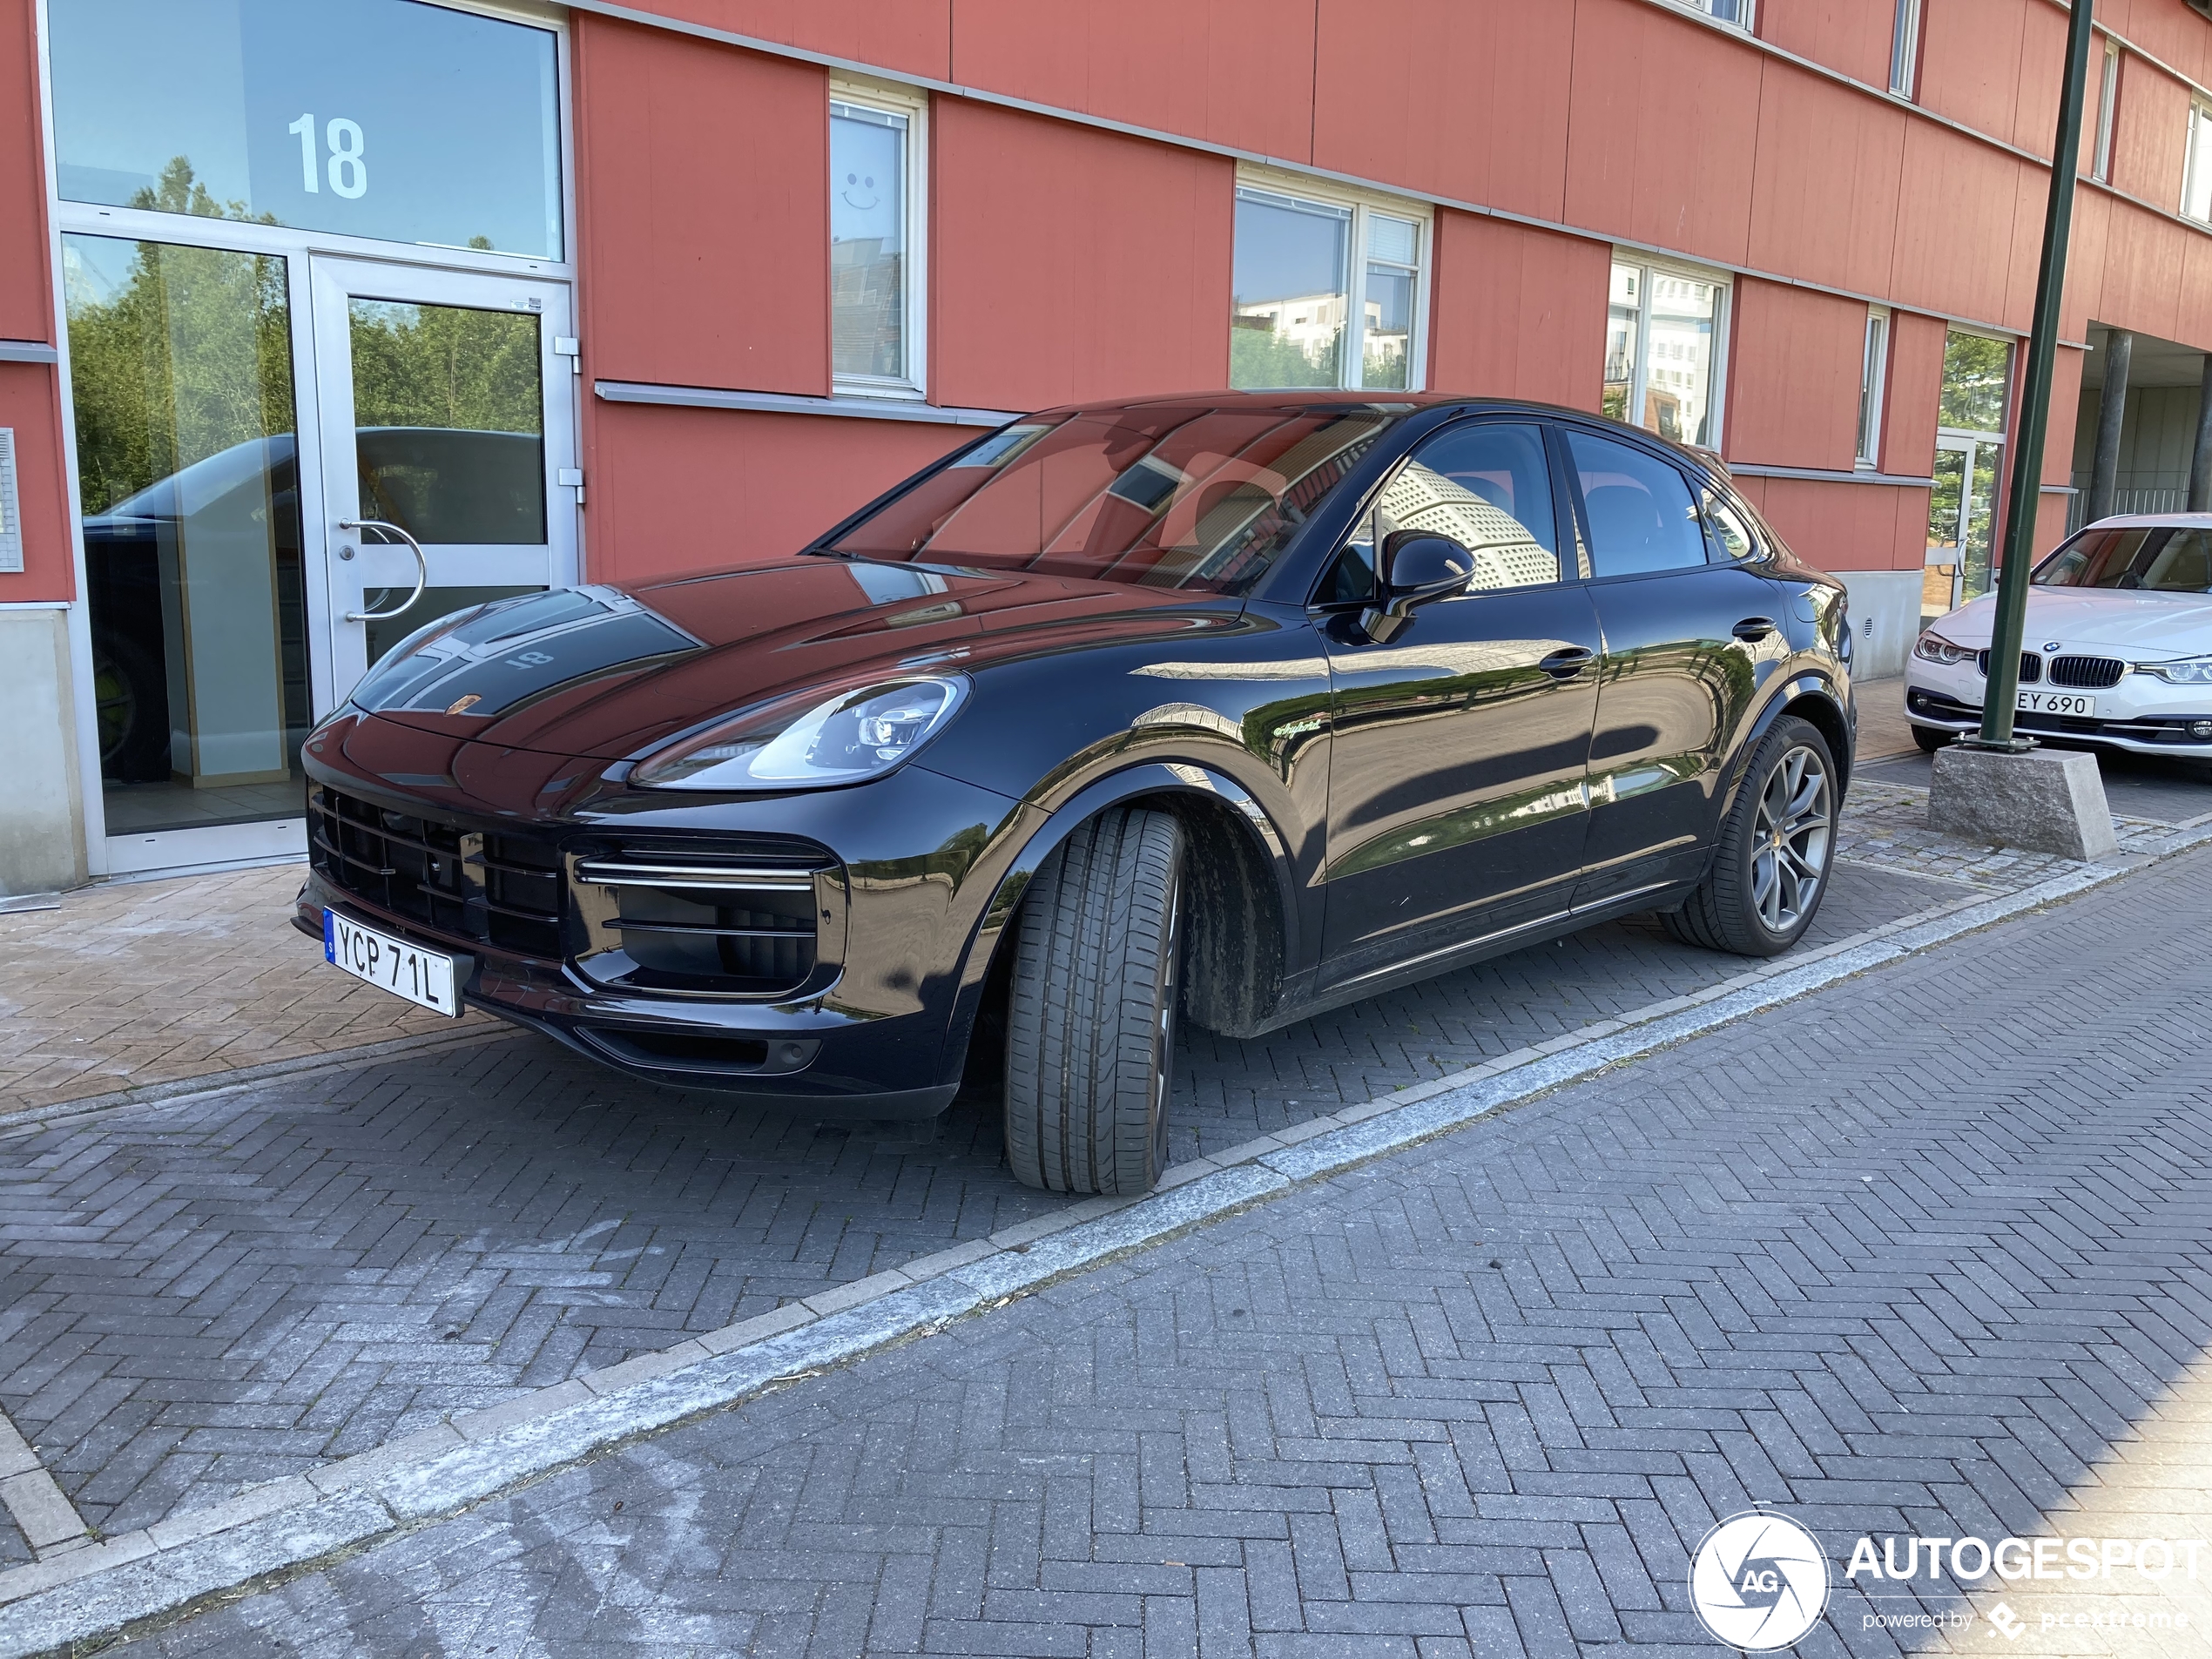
593,381,1017,428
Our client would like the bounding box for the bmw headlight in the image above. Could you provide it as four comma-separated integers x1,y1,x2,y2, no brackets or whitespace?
2137,656,2212,685
631,675,969,790
1912,630,1973,667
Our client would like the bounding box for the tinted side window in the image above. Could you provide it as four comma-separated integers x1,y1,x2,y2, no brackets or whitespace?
1701,485,1762,563
1566,431,1706,577
1363,421,1561,592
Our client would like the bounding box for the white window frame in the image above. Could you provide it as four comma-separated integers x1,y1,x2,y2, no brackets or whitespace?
1231,166,1431,394
829,78,927,400
2092,38,2120,185
1606,253,1732,451
1890,0,1922,98
1681,0,1755,30
1858,307,1890,469
2185,98,2212,226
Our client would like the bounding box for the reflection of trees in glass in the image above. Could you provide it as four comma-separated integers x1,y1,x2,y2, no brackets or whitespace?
1963,444,2000,597
348,300,541,435
1231,320,1339,389
1940,332,2011,432
63,169,294,514
1927,450,1964,556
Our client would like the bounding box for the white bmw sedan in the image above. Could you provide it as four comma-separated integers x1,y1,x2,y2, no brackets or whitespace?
1906,514,2212,771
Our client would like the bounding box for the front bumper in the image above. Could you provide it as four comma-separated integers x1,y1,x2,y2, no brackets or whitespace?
1904,659,2212,759
297,746,1026,1116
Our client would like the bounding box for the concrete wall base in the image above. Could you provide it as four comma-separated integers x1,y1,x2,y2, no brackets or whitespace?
0,607,87,898
1927,744,2118,860
1828,569,1924,680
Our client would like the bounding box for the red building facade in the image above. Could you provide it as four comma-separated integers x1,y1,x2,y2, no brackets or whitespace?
3,0,2209,893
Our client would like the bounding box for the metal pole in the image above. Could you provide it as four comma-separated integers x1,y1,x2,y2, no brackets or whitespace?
1974,0,2099,752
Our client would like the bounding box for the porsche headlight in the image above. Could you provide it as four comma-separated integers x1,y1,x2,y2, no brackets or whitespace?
632,675,969,790
2136,656,2212,685
1912,631,1973,667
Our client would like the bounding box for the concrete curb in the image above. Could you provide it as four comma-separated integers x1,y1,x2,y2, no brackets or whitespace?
0,831,2202,1656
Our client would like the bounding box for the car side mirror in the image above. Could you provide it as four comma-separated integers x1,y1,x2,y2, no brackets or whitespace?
1359,530,1472,644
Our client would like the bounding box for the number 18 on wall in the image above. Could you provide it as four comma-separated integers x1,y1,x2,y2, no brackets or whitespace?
289,113,368,199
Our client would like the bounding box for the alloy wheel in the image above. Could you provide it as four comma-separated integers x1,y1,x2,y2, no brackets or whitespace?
1750,745,1832,934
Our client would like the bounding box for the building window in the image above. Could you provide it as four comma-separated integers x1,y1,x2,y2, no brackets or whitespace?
1858,307,1890,469
831,88,926,395
1889,0,1922,98
2091,39,2120,185
1684,0,1754,27
1603,259,1727,449
1231,182,1427,392
2185,99,2212,225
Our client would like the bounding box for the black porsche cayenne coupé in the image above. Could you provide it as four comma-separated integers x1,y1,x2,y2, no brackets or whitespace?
299,393,1856,1194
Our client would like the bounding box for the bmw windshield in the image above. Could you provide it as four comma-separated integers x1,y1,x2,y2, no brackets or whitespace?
816,401,1409,594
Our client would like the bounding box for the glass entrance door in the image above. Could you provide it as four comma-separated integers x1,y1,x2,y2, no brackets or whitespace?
65,233,314,846
1924,435,2000,624
309,258,577,695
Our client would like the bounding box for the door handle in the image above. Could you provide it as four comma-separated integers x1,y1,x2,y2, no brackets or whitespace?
1538,646,1596,678
1731,616,1778,643
341,519,429,624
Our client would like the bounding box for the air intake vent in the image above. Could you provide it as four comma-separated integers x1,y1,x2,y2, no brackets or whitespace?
308,785,564,959
1976,650,2043,685
570,839,839,999
2047,654,2125,689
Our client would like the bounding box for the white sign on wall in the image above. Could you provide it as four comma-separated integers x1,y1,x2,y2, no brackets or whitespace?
0,429,23,574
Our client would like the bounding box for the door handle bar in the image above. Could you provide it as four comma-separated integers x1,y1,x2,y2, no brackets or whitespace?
341,519,429,624
1538,646,1596,678
1731,616,1778,643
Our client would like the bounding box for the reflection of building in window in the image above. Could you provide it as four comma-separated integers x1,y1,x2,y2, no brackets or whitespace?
1233,291,1346,377
1605,260,1722,447
1377,464,1558,590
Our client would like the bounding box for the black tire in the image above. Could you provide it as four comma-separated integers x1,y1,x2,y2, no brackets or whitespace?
92,632,172,783
1912,723,1949,753
1003,807,1185,1196
1663,716,1838,957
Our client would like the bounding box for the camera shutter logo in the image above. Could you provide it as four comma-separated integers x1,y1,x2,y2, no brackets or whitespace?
1689,1511,1831,1651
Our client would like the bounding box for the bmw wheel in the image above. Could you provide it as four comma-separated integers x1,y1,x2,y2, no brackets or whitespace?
1003,806,1184,1195
1664,716,1838,957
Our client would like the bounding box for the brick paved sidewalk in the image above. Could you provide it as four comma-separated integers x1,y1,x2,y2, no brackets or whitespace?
105,832,2212,1656
0,865,493,1116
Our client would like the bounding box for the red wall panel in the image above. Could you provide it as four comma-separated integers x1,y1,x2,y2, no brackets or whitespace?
585,403,964,584
2099,192,2188,341
930,99,1232,413
1723,280,1865,471
1880,310,1947,481
624,0,952,80
1754,0,1892,88
1311,0,1572,223
1426,214,1608,409
1562,0,1763,268
1738,475,1912,576
2108,55,2188,213
0,0,50,343
1888,124,2023,323
2105,0,2211,91
2040,345,2083,489
947,0,1315,165
1745,64,1905,300
572,15,829,396
2009,1,2067,158
0,365,74,601
1917,0,2025,142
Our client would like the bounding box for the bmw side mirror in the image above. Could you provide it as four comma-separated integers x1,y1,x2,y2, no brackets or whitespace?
1360,530,1472,644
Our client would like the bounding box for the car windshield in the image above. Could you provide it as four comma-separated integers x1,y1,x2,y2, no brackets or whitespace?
2035,525,2212,593
818,401,1406,593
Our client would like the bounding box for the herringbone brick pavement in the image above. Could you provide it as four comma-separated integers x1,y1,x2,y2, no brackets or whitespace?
0,865,492,1115
98,844,2212,1656
0,862,1957,1546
